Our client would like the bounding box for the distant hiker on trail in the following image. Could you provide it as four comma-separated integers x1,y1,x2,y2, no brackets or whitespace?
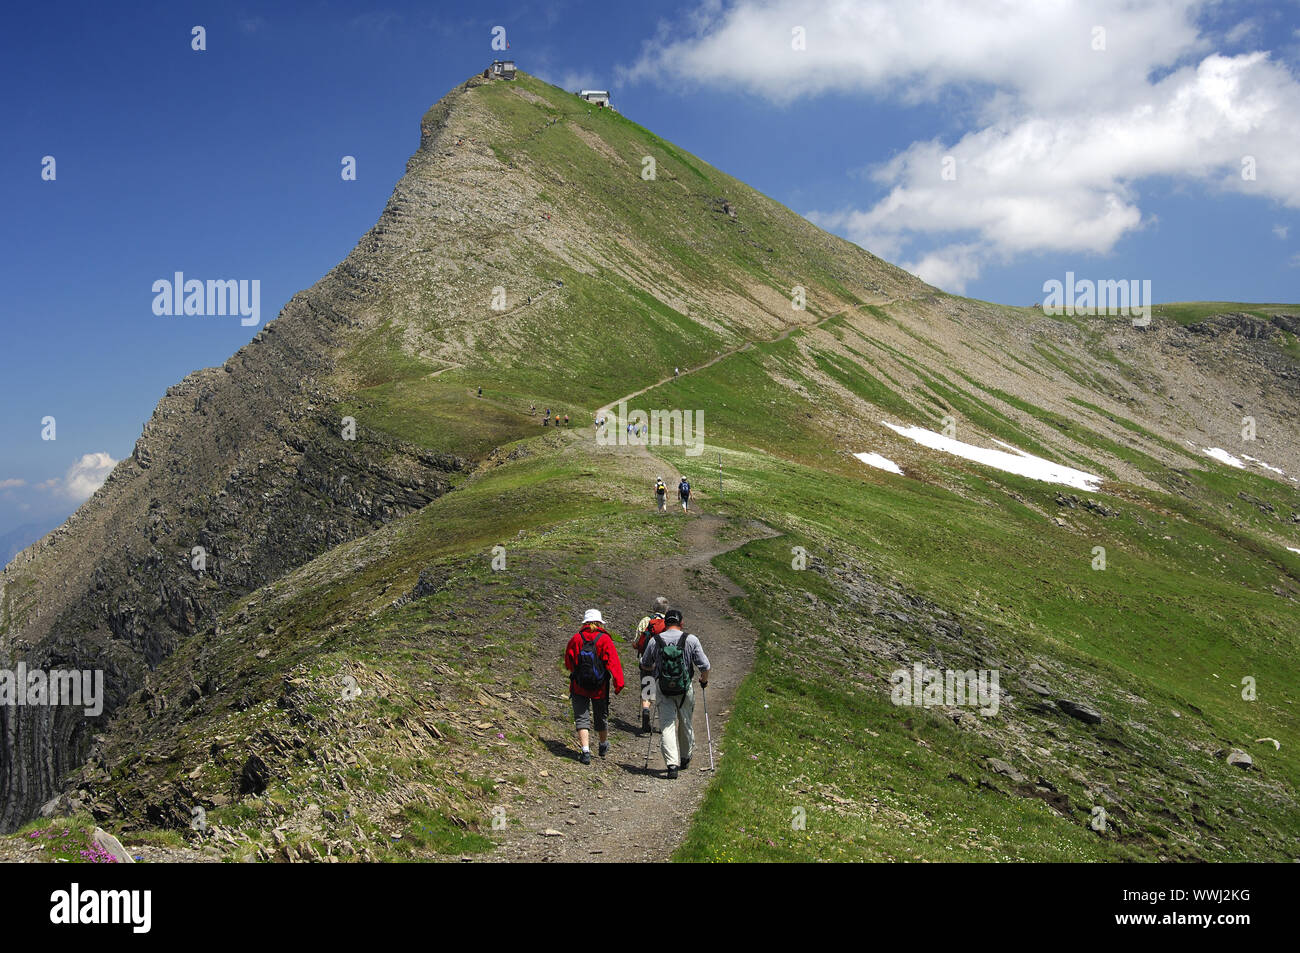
530,403,536,416
564,413,570,427
634,597,670,734
565,609,625,764
655,477,667,514
674,366,679,378
640,609,710,779
477,386,482,397
678,477,691,513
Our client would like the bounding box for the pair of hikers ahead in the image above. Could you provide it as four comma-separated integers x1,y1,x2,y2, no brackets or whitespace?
564,601,711,779
653,477,691,514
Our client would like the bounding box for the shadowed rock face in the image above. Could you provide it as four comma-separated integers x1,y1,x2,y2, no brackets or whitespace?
0,86,474,832
0,298,465,828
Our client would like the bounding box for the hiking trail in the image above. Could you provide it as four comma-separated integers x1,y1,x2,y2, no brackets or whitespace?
491,511,777,862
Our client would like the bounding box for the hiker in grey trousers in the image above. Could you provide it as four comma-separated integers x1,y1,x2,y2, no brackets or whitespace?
639,608,710,779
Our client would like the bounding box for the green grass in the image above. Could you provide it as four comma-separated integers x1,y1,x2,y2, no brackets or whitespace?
1153,301,1297,326
387,804,494,858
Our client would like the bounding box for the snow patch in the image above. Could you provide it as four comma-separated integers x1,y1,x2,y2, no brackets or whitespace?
854,452,904,475
881,422,1102,492
991,438,1030,456
1241,454,1286,476
1202,448,1246,469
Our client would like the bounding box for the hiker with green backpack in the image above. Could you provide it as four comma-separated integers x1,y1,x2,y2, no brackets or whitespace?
564,609,626,764
639,608,711,779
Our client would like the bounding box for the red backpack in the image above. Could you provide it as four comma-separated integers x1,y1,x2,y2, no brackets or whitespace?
634,615,666,654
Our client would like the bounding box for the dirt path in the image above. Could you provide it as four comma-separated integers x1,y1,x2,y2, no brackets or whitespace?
599,303,870,416
492,512,777,862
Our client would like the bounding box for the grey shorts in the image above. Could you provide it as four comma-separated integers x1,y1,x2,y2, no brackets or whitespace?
571,693,609,732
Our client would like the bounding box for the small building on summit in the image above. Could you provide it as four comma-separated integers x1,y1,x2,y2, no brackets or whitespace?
486,59,516,80
579,89,611,108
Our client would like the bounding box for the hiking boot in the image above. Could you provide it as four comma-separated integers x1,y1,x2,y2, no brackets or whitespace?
666,766,679,780
641,710,652,734
580,750,592,765
681,756,691,770
598,741,609,758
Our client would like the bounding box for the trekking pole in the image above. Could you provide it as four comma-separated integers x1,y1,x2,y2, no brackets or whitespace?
701,683,715,771
643,694,657,772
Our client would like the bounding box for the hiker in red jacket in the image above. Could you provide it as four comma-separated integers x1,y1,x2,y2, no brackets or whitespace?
564,609,625,764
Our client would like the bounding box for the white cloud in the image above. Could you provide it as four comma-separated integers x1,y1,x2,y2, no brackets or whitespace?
1224,19,1258,47
630,1,1300,292
627,0,1206,110
1274,224,1290,239
899,242,985,292
815,52,1300,289
32,453,118,502
63,453,116,501
0,479,25,490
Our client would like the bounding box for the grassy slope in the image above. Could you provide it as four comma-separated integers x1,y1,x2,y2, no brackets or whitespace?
1153,302,1297,326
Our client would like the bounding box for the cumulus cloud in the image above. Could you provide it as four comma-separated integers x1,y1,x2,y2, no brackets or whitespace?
62,453,117,501
629,1,1300,292
0,479,26,490
626,0,1206,109
32,453,118,502
813,51,1300,288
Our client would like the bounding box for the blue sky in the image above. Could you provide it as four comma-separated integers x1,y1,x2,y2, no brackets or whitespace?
2,0,1298,544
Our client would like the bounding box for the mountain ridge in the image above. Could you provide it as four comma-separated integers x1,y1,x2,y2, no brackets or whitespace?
3,71,1298,859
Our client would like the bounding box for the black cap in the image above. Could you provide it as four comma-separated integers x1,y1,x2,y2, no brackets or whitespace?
664,609,683,626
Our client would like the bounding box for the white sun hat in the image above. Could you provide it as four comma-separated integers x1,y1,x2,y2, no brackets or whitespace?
583,609,604,625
